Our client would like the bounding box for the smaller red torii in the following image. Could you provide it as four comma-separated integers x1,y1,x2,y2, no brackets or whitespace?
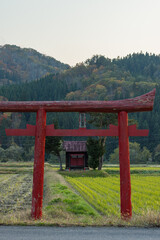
1,89,156,220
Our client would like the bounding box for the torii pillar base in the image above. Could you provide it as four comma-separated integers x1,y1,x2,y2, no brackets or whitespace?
31,109,46,219
118,111,132,219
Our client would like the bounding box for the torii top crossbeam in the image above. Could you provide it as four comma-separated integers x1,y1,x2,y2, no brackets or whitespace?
0,89,156,112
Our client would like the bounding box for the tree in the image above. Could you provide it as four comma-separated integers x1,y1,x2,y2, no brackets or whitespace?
141,146,152,163
87,138,105,170
0,147,6,162
88,113,117,170
85,55,111,68
109,142,152,164
153,144,160,163
45,121,63,170
5,143,24,162
0,115,12,149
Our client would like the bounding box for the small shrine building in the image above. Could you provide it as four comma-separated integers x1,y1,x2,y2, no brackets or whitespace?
63,141,88,170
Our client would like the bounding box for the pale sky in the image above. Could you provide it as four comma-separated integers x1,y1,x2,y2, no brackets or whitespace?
0,0,160,66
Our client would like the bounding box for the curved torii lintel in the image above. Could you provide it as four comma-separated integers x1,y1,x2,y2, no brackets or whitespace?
0,88,156,113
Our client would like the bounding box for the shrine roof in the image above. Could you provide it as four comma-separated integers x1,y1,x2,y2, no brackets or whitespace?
63,141,87,152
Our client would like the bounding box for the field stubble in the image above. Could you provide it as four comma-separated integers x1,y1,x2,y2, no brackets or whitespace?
0,162,33,224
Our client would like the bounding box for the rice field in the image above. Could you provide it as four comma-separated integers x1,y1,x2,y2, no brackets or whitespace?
64,167,160,217
0,163,33,215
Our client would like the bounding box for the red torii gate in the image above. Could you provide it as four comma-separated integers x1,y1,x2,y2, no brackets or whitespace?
1,89,155,220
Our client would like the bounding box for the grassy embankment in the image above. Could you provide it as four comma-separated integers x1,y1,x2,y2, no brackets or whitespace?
0,162,160,226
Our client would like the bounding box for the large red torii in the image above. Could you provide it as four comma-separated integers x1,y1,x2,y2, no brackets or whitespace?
1,89,156,219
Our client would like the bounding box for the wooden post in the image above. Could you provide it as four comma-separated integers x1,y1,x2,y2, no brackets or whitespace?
31,109,46,219
118,111,132,219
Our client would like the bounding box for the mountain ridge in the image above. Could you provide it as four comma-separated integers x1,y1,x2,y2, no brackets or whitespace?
0,44,70,85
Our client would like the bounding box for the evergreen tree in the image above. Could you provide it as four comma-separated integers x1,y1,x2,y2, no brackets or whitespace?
88,112,117,169
87,138,105,170
45,121,63,170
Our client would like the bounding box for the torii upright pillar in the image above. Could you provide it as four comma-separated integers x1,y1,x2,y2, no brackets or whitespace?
118,111,131,218
31,109,46,219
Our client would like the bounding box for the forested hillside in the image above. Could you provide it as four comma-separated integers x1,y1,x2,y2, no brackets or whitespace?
0,53,160,162
0,45,70,85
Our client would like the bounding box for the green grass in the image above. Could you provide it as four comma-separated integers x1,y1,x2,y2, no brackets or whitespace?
61,166,160,217
64,175,120,216
131,175,160,214
103,165,160,175
43,167,99,224
46,183,97,216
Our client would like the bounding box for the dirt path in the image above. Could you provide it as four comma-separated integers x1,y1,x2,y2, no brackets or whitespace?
43,167,91,207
